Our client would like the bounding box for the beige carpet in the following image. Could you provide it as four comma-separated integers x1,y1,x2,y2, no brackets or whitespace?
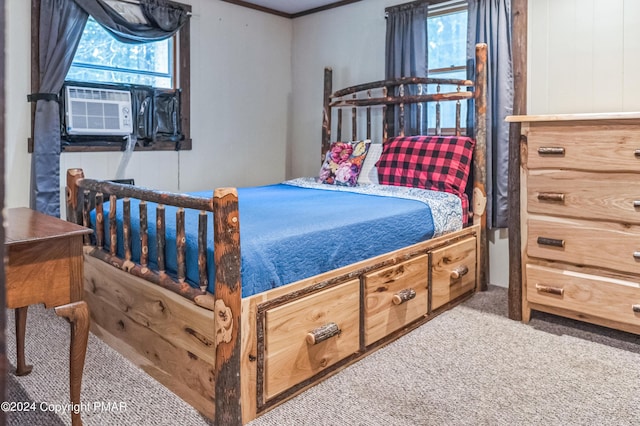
5,285,640,425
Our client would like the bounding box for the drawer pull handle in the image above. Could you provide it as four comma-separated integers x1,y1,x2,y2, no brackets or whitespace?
537,236,565,248
306,322,341,345
392,288,416,305
450,265,469,280
635,149,640,158
634,201,640,208
634,251,640,260
538,147,565,156
538,192,565,203
632,304,640,313
535,284,564,296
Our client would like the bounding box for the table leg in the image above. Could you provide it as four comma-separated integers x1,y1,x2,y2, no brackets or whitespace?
55,301,90,426
15,307,33,376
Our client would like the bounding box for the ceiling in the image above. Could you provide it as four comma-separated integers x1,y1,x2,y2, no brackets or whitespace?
222,0,362,18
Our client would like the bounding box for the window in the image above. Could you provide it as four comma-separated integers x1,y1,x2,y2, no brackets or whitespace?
427,3,468,131
67,17,174,89
29,0,191,152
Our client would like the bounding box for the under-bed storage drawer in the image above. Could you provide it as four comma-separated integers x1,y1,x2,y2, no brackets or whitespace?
264,279,360,400
526,264,640,327
431,237,477,310
363,254,429,346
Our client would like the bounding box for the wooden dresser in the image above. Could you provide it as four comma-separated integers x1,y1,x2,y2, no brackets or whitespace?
506,112,640,334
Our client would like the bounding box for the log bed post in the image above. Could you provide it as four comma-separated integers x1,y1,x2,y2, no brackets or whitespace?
322,67,332,164
473,43,489,291
66,169,85,225
213,188,242,425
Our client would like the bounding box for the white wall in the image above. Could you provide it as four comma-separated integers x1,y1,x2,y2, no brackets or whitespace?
5,0,292,214
290,0,391,179
528,0,640,114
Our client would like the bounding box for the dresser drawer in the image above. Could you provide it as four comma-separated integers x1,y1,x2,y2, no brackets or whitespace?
527,170,640,224
264,279,360,400
528,216,640,275
431,237,477,310
526,122,640,171
526,264,640,327
363,254,428,346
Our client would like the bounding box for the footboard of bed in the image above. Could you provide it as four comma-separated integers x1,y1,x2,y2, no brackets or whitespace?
83,252,217,416
66,168,243,423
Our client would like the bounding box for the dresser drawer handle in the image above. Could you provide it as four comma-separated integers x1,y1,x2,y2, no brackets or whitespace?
634,251,640,260
450,265,469,280
538,192,565,203
392,288,417,305
537,237,565,248
634,201,640,208
635,149,640,158
538,147,565,155
306,322,341,345
535,284,564,296
632,304,640,313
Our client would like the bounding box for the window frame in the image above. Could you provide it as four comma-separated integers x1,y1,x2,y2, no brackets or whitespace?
426,2,468,134
29,0,191,153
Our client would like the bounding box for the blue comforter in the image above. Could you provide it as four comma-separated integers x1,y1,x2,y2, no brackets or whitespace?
95,179,462,297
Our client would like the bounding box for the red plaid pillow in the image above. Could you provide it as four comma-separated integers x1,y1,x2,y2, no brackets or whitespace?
376,135,475,210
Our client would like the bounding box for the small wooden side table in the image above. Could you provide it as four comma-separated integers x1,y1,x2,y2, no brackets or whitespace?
5,207,93,426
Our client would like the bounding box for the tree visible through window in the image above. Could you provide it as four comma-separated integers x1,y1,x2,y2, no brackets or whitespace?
67,17,173,88
427,5,468,130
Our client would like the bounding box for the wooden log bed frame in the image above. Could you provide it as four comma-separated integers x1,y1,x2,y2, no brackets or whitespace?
65,44,488,425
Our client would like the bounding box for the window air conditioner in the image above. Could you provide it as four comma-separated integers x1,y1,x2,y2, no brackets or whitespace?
64,85,133,136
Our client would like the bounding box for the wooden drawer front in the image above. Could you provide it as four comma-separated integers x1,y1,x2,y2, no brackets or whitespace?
526,122,640,171
528,216,640,275
6,240,73,308
526,264,640,327
431,237,477,310
363,255,428,346
527,170,640,224
264,279,360,400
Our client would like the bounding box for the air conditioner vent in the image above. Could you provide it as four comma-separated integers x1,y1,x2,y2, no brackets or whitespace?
64,85,133,136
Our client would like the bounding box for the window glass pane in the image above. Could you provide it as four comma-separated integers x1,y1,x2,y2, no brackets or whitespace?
427,10,467,70
67,17,173,88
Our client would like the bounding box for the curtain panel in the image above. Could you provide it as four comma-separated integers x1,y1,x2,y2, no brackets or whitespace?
74,0,189,43
31,0,88,216
467,0,513,229
385,2,429,136
31,0,190,217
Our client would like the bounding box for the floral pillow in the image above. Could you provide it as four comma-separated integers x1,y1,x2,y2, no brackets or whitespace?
318,140,370,186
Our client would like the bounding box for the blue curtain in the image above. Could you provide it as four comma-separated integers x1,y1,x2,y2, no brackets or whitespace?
467,0,513,229
385,2,429,136
31,0,88,216
74,0,189,43
31,0,190,217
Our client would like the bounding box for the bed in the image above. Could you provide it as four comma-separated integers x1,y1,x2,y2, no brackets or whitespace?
65,43,488,424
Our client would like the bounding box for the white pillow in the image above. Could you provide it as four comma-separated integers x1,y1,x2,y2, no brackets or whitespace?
357,143,383,185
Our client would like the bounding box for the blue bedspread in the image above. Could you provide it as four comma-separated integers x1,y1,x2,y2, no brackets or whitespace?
95,179,462,298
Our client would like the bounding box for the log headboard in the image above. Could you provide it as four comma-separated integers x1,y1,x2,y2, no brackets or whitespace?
322,42,488,289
